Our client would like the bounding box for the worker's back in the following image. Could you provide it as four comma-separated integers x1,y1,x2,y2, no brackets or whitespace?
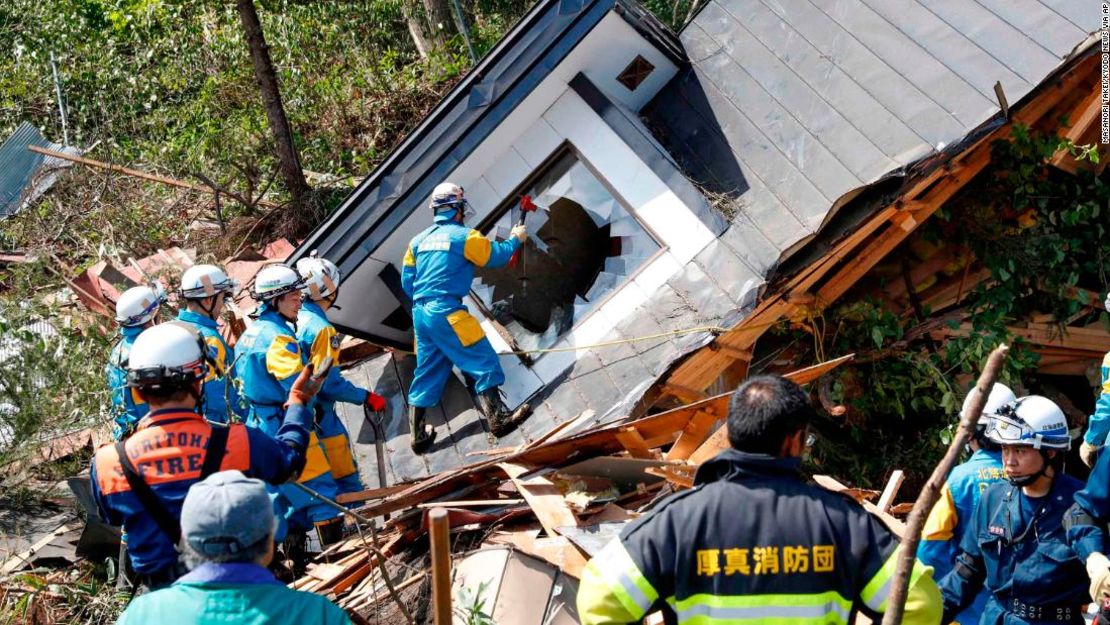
578,448,940,624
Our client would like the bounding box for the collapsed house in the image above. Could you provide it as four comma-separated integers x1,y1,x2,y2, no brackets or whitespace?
289,0,1102,485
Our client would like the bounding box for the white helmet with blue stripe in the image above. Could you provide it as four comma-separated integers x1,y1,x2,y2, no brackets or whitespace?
986,395,1070,450
115,284,167,327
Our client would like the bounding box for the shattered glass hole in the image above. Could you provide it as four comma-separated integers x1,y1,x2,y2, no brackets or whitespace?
473,151,660,354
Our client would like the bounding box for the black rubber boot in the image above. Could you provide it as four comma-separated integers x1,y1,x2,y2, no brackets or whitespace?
283,532,309,578
314,517,344,548
477,388,531,437
409,405,436,454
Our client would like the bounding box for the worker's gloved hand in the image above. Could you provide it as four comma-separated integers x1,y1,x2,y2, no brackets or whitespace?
1081,441,1100,468
511,224,528,242
365,391,387,412
1087,552,1110,602
287,364,322,406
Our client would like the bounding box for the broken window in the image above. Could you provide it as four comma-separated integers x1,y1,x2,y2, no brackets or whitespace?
473,149,661,353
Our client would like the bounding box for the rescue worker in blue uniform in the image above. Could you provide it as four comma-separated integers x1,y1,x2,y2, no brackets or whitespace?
401,182,530,453
107,283,166,439
234,264,346,550
176,264,247,425
295,253,387,495
939,395,1093,625
1078,291,1110,468
919,382,1015,625
577,375,942,625
90,322,319,590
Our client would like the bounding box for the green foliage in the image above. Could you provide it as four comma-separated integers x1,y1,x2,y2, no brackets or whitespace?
0,272,111,467
454,579,495,625
800,126,1109,488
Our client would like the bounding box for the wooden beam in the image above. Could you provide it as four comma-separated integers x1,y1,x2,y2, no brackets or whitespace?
877,470,905,513
616,427,654,459
498,463,579,536
666,410,721,461
813,475,906,538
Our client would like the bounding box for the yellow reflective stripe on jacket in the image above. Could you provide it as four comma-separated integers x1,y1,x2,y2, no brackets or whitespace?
921,484,957,541
462,229,493,266
204,336,228,380
310,325,341,368
860,545,939,625
321,432,357,479
298,432,332,482
667,590,852,624
578,540,658,624
265,335,303,381
402,244,416,267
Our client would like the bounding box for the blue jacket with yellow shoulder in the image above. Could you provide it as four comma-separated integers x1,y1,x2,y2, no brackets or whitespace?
89,407,310,575
576,449,942,625
296,301,367,407
401,213,520,302
918,449,1003,624
233,307,308,419
1082,351,1110,446
107,325,148,439
176,310,247,424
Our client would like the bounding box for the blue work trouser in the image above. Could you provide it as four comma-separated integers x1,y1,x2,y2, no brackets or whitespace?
408,297,505,409
247,405,341,532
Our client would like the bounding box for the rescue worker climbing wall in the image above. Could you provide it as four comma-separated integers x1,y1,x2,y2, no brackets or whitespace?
90,322,318,591
234,264,347,551
940,395,1092,624
400,182,530,453
295,254,386,495
576,375,943,625
176,264,247,425
1078,290,1110,468
106,283,166,439
918,382,1015,625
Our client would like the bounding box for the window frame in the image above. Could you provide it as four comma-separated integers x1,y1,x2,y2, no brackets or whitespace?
469,141,670,364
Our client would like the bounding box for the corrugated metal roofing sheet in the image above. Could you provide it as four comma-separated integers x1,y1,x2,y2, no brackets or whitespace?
644,0,1099,256
0,123,79,218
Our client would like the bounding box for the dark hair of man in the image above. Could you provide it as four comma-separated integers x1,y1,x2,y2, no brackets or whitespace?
136,385,193,404
727,375,814,454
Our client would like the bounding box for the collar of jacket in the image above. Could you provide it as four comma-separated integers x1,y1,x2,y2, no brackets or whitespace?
971,448,1002,463
120,325,145,339
177,309,219,329
433,212,460,225
693,448,803,485
257,307,293,328
138,408,204,429
300,300,326,320
175,562,280,586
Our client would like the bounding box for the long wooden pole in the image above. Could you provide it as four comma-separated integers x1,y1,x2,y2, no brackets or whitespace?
27,145,279,208
429,508,452,625
882,343,1009,624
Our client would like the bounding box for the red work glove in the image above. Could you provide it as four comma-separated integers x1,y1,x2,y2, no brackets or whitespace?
287,364,322,406
366,391,387,412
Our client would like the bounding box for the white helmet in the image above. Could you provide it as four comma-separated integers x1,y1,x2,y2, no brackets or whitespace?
986,395,1071,450
251,264,303,301
180,264,238,300
116,284,167,327
296,253,341,300
429,182,474,221
127,322,208,390
962,382,1017,429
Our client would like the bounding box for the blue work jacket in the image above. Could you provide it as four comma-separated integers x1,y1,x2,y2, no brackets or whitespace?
176,310,247,424
401,213,520,302
296,301,366,407
919,449,1003,624
107,326,147,439
116,562,350,624
939,476,1090,625
1083,351,1110,446
234,306,309,417
90,407,309,575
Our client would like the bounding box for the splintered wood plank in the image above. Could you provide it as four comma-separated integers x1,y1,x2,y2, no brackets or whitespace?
645,465,694,489
686,355,856,465
498,463,579,536
813,475,905,538
877,470,905,513
666,410,720,462
615,427,653,459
